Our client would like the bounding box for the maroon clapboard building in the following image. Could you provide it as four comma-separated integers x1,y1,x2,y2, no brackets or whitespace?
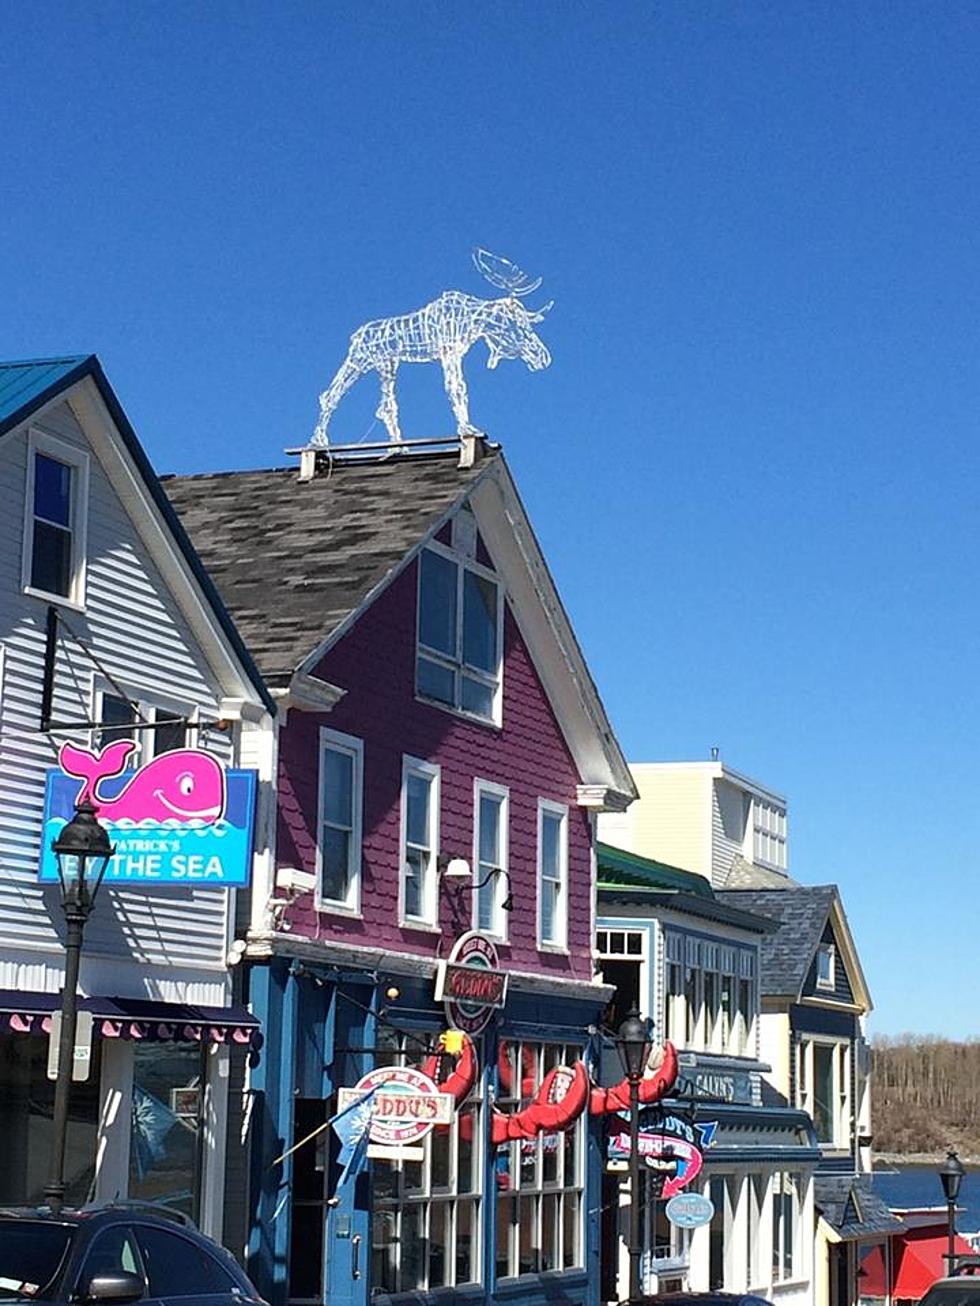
166,438,634,1306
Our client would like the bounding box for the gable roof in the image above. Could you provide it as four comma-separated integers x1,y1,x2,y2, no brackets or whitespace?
0,354,274,715
815,1174,904,1239
165,445,635,802
162,453,488,684
0,356,92,437
716,884,871,1007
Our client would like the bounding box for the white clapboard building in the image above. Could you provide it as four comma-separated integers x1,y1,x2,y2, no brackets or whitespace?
0,356,274,1234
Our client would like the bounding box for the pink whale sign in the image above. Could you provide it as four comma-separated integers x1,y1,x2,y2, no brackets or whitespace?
39,741,256,889
58,740,226,825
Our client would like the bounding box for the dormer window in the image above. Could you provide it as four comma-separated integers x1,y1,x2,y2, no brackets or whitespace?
23,431,89,607
752,798,787,871
816,942,835,990
416,528,502,724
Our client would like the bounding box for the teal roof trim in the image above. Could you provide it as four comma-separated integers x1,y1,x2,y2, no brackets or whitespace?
596,842,713,897
0,354,275,716
0,356,92,438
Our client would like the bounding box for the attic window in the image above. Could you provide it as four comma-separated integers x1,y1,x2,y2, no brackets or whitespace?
416,541,502,724
23,430,90,608
816,942,835,990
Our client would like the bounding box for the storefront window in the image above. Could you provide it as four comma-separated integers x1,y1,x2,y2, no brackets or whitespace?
0,1033,102,1205
129,1043,206,1221
370,1031,482,1294
494,1040,584,1279
772,1172,800,1282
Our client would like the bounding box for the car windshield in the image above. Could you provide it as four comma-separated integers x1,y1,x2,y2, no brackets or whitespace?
0,1222,74,1299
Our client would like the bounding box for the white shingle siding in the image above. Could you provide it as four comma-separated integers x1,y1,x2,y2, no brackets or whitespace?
0,399,235,1001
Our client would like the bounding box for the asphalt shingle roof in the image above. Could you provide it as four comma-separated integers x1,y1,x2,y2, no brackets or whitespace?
815,1174,904,1238
163,451,492,682
715,885,837,997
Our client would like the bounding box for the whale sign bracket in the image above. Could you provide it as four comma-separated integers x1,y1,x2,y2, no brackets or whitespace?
38,605,184,738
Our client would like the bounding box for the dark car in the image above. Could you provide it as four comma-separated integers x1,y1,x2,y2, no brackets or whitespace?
624,1296,773,1306
920,1276,980,1306
0,1203,267,1306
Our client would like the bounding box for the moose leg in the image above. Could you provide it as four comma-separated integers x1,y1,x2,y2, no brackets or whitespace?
313,353,363,446
441,353,479,436
375,360,403,444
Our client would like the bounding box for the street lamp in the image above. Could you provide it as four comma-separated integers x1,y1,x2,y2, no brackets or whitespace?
617,1006,651,1302
938,1150,966,1274
44,800,113,1213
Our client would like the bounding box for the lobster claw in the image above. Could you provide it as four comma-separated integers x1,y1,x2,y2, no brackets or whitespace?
589,1040,678,1116
492,1060,589,1144
421,1032,478,1106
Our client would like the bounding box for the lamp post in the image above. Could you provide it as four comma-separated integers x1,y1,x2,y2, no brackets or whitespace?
617,1007,651,1302
44,799,113,1213
938,1150,966,1274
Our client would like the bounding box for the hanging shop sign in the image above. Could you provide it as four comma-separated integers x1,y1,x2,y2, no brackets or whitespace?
337,1066,454,1153
38,741,257,888
665,1192,715,1229
607,1114,718,1198
434,931,508,1035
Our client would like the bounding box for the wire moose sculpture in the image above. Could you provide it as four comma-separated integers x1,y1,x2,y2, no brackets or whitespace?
312,249,553,446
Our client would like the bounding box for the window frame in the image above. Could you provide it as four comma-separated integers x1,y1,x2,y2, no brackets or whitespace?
472,779,509,940
798,1035,851,1149
752,797,787,871
815,942,836,991
92,683,196,760
371,1027,484,1293
415,539,504,727
771,1171,802,1283
399,755,441,929
536,799,569,952
494,1039,585,1281
315,726,364,916
22,428,90,610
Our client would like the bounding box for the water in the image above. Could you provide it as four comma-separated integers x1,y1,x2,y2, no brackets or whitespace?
872,1166,980,1233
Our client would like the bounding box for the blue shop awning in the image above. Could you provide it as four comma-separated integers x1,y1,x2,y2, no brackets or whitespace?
0,990,261,1045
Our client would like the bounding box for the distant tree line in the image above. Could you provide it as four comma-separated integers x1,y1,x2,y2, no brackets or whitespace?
872,1035,980,1156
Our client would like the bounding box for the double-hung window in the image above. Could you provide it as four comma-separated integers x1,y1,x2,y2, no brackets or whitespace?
94,688,191,759
772,1172,801,1282
317,728,363,913
416,528,502,724
473,781,508,937
798,1037,850,1148
23,431,89,606
401,757,440,927
537,800,568,950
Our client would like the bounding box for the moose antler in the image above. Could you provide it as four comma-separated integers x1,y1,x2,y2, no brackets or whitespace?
472,248,543,297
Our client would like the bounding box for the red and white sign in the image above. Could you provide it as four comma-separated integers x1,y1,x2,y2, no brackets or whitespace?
337,1066,453,1147
434,931,508,1035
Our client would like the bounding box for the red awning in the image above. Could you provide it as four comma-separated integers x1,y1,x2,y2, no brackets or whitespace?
860,1225,975,1300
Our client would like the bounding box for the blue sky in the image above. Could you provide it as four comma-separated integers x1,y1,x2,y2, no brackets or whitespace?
3,3,978,1037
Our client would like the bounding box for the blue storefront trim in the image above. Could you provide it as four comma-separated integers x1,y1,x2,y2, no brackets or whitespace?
246,956,607,1306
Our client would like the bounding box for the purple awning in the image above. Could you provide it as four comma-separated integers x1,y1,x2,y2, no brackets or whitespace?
0,990,260,1046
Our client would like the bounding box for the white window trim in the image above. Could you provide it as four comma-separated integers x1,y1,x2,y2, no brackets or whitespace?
536,799,569,952
315,726,364,916
472,779,509,941
415,538,505,728
798,1035,851,1151
22,427,90,611
92,681,197,761
815,942,836,991
399,755,441,930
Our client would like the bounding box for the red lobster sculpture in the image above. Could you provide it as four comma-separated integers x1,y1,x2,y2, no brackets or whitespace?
421,1032,677,1143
